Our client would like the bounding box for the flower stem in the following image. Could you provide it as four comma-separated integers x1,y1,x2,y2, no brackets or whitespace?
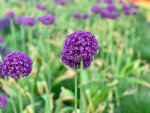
75,73,78,113
28,28,33,45
21,26,25,52
80,60,83,113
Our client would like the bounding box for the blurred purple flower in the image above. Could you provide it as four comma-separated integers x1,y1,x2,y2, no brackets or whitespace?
0,17,10,31
132,11,138,16
16,15,24,24
0,35,4,43
74,12,81,19
109,13,120,19
61,31,99,69
100,9,110,18
91,5,102,14
104,0,113,4
0,51,33,79
55,0,67,6
36,4,47,11
122,4,131,11
124,10,131,15
6,11,15,18
38,14,55,26
82,13,89,19
106,4,116,12
0,94,8,108
22,17,36,27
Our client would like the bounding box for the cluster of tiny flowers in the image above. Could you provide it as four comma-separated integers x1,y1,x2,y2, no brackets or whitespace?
104,0,113,4
21,16,36,27
122,4,138,16
0,94,8,108
36,4,47,11
16,15,24,24
0,35,4,43
91,5,102,14
54,0,67,6
6,11,15,18
0,51,33,79
61,31,99,69
0,17,10,31
74,12,89,19
38,14,55,26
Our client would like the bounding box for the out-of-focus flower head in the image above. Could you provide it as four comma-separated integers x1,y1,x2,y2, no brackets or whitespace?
36,4,47,11
124,10,131,15
82,13,89,19
109,13,121,19
22,16,36,27
0,51,33,79
0,35,4,43
74,12,81,19
61,31,99,69
38,14,55,26
0,94,8,108
55,0,67,6
104,0,113,4
0,17,10,31
100,9,110,18
16,15,24,24
132,11,138,15
6,11,15,18
106,3,117,12
91,5,102,14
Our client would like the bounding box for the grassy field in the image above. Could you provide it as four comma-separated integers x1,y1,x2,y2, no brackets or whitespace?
0,0,150,113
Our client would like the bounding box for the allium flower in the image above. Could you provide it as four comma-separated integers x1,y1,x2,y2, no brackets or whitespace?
124,10,131,15
132,11,138,15
104,0,113,4
36,4,47,11
0,51,33,79
122,4,131,11
0,35,4,43
100,9,110,18
38,14,55,26
0,17,10,31
0,94,8,108
55,0,67,6
22,17,36,27
106,4,116,12
16,16,24,24
91,5,102,14
82,13,89,19
109,13,120,19
61,31,99,69
6,11,15,18
74,12,81,19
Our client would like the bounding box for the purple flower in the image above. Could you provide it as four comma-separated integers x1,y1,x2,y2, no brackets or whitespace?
61,31,99,69
38,14,55,26
0,17,10,31
132,11,138,15
100,9,110,18
122,4,131,11
6,11,15,18
0,35,4,43
106,4,116,12
74,12,81,19
109,13,120,19
82,13,89,19
91,5,102,14
22,17,36,27
16,16,24,24
104,0,113,4
0,51,33,79
124,10,131,15
36,4,47,11
55,0,67,6
0,94,8,108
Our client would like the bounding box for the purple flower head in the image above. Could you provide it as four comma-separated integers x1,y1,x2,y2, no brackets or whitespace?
74,12,81,19
38,14,55,26
36,4,47,11
122,4,131,11
109,13,120,19
16,16,24,24
6,11,15,18
106,4,116,12
22,17,36,27
130,4,139,9
91,5,102,14
124,10,131,15
104,0,113,4
55,0,67,6
0,17,10,31
0,35,4,43
82,13,89,19
0,51,33,79
132,11,138,16
61,31,99,69
100,9,110,18
0,94,8,108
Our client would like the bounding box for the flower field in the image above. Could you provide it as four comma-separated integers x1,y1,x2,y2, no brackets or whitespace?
0,0,150,113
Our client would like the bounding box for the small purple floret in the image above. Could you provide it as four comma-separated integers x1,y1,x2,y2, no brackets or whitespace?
61,31,99,69
0,94,8,108
0,51,33,79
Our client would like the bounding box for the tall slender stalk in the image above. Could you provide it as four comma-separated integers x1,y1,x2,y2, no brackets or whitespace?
21,26,25,52
28,28,33,45
75,73,78,113
80,60,83,113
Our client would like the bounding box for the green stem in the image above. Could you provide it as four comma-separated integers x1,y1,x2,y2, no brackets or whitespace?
10,19,17,49
28,28,33,45
75,73,78,113
18,80,23,113
21,26,25,52
80,61,83,113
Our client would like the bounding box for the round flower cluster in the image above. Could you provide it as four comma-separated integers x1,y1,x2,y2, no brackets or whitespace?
38,14,55,25
16,15,24,24
61,31,99,69
122,4,138,16
0,51,33,79
91,5,102,14
6,11,15,18
22,17,36,26
36,4,47,11
0,94,8,108
74,12,89,19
